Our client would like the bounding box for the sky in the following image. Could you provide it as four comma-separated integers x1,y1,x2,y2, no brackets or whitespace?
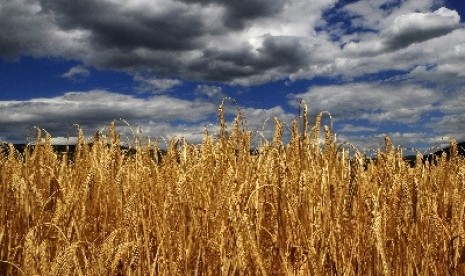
1,0,465,153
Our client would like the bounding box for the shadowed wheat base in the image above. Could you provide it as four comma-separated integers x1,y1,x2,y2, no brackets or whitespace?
1,103,465,276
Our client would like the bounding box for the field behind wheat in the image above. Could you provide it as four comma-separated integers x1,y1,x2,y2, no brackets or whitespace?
1,104,465,275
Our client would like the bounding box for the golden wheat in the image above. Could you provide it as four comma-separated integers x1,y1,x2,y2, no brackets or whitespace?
0,104,465,275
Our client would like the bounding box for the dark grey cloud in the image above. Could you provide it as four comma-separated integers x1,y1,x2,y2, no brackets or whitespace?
175,0,285,29
222,0,284,29
0,0,463,87
187,45,257,82
39,0,207,51
0,0,333,85
187,35,312,83
257,36,310,71
0,0,57,58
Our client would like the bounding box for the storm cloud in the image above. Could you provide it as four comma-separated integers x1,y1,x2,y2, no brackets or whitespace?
1,1,463,85
174,0,286,29
0,0,338,84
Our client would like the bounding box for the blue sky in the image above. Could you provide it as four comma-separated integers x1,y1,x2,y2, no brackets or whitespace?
1,0,464,152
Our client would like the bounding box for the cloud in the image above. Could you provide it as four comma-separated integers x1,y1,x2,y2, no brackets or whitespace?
242,106,294,129
344,7,461,56
39,0,210,51
288,82,439,124
380,33,465,88
134,74,182,93
425,90,465,141
382,7,460,50
0,0,340,85
405,62,465,86
286,80,465,150
175,0,287,30
61,65,90,81
0,0,463,86
0,89,297,145
336,131,444,153
325,26,465,84
338,124,377,133
3,0,460,86
195,84,226,100
0,90,216,142
0,0,89,59
340,0,440,32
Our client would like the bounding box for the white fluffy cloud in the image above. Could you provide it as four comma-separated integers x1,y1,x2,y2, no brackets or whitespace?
134,74,183,93
0,90,297,144
288,83,439,123
426,90,465,141
339,124,377,133
61,65,90,81
286,80,465,150
343,7,460,56
0,90,215,141
195,85,226,100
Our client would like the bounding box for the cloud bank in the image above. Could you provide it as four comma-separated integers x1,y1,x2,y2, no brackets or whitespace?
0,90,293,144
0,1,463,85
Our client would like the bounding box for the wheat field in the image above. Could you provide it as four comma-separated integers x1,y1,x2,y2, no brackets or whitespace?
1,103,465,275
